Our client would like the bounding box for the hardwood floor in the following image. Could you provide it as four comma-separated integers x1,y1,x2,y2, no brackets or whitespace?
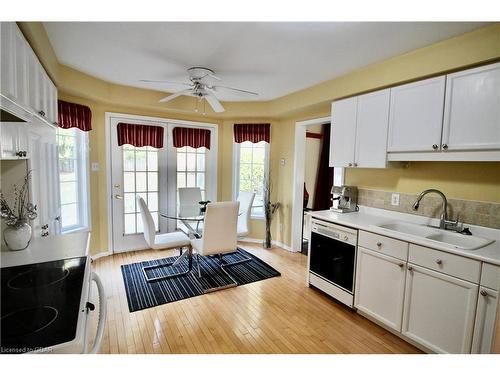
88,242,421,354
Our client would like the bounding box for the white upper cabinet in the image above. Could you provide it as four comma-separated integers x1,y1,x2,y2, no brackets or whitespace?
330,97,357,167
442,62,500,151
330,89,390,168
0,22,58,127
1,22,16,99
354,89,390,167
387,76,446,153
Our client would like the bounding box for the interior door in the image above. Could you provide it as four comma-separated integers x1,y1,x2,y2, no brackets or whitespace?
110,116,168,252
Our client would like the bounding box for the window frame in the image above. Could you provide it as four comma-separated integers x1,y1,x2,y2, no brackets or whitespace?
232,140,270,220
57,127,91,233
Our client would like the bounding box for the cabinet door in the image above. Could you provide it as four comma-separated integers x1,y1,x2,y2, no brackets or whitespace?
0,123,19,159
442,63,500,151
1,22,16,99
26,47,40,112
471,287,498,354
13,24,28,106
387,76,446,152
402,264,478,353
354,89,390,167
330,97,357,167
355,246,406,331
36,66,50,119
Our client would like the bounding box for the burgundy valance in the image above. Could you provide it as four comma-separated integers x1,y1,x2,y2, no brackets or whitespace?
234,123,270,143
117,123,164,149
58,100,92,131
172,127,211,149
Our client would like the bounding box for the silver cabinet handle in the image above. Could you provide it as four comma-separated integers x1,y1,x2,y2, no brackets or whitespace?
348,163,353,167
480,290,488,297
398,263,404,268
442,144,448,150
432,144,438,150
114,194,123,200
436,259,443,265
353,163,358,167
407,265,413,271
376,242,382,247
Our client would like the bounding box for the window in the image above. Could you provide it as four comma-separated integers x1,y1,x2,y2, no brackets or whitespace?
57,128,90,232
122,145,159,234
233,141,269,218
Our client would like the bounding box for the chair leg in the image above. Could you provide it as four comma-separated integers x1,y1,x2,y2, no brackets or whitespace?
143,246,192,282
196,253,201,278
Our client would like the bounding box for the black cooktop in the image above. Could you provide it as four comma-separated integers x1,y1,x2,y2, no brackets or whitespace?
1,256,87,354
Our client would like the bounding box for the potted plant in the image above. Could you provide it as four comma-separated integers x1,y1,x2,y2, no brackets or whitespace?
1,171,37,251
263,178,280,249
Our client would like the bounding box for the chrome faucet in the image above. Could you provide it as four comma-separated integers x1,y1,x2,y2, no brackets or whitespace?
412,189,459,230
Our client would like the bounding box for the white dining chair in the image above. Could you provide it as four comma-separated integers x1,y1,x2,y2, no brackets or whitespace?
236,191,255,237
191,201,252,291
136,196,192,282
178,187,202,217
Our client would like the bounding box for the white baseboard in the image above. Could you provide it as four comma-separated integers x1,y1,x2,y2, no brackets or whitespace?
91,250,112,261
238,238,298,253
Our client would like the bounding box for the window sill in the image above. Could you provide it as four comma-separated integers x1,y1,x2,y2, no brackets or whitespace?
61,226,90,235
250,215,265,221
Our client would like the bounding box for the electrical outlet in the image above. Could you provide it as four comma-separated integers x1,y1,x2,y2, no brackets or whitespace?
280,158,286,166
391,193,400,206
91,162,99,172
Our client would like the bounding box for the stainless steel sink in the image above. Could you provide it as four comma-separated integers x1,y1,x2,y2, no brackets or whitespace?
375,221,494,250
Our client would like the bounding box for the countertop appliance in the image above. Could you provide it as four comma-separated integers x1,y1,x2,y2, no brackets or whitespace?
0,232,106,354
330,185,358,213
308,218,358,307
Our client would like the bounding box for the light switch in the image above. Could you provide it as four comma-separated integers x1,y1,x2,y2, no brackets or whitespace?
391,193,400,206
280,158,286,166
91,162,99,172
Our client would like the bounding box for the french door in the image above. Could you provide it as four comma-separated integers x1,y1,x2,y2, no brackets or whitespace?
108,114,217,253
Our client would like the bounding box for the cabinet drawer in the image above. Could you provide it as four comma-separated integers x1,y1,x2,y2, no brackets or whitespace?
480,263,500,291
358,231,408,260
409,244,481,283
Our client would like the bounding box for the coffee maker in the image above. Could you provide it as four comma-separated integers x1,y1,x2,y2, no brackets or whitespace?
330,185,358,213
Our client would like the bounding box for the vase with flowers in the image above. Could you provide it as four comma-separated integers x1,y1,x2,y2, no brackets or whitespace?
1,171,37,251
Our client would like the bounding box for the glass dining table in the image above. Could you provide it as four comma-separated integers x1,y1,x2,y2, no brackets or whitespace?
159,209,243,270
160,210,245,238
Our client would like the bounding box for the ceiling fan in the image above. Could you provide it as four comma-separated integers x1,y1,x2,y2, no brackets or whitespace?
140,67,258,113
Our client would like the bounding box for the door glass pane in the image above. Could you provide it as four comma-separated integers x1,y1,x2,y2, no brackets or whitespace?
176,145,207,230
136,172,147,192
121,145,159,235
135,151,147,171
123,172,135,192
124,193,135,213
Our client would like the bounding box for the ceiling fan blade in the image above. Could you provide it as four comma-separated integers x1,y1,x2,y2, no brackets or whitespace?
204,92,225,113
140,79,192,87
159,89,193,103
212,85,258,96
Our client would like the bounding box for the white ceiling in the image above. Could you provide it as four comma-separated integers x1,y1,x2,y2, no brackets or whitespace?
44,22,488,101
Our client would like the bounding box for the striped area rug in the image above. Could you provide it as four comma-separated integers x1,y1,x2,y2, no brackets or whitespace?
121,248,280,312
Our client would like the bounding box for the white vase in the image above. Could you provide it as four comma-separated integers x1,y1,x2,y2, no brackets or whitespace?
3,222,32,251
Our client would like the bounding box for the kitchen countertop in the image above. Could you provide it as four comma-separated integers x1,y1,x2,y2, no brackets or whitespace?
308,206,500,266
0,231,91,268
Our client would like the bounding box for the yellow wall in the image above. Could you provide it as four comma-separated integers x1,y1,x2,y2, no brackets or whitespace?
16,22,500,252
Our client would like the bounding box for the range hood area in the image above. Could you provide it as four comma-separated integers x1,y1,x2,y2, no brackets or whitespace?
0,94,33,123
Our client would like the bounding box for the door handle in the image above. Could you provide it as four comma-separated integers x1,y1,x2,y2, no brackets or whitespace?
114,194,123,200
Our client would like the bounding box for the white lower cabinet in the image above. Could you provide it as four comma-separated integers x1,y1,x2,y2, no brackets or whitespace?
471,287,498,354
401,263,478,353
355,246,406,331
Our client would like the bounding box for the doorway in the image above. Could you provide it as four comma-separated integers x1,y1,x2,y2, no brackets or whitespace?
291,116,344,252
105,112,218,253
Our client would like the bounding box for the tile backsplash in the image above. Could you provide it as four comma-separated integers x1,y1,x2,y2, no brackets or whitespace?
357,189,500,229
